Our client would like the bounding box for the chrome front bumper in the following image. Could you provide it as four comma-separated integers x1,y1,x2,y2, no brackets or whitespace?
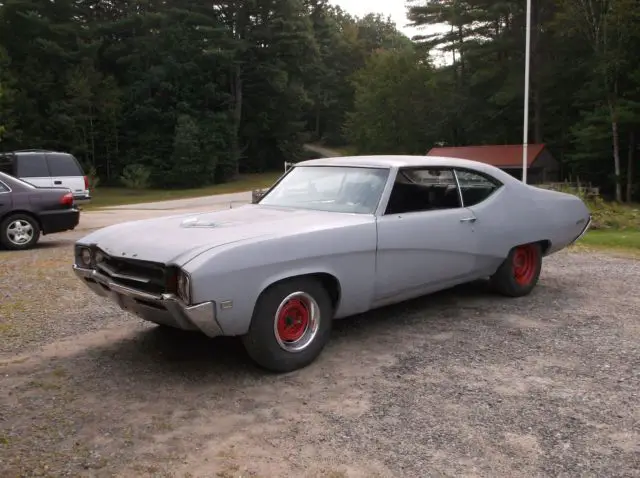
73,265,224,337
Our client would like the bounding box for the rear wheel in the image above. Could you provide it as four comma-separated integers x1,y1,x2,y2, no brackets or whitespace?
490,242,542,297
242,277,333,373
0,214,41,251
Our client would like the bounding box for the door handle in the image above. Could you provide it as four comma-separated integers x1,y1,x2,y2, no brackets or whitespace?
460,217,477,223
54,181,62,185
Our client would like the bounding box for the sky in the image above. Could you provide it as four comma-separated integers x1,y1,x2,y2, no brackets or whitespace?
329,0,417,36
329,0,416,34
329,0,452,64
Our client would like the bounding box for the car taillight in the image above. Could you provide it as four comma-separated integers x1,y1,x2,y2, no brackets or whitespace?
60,192,74,207
83,175,89,190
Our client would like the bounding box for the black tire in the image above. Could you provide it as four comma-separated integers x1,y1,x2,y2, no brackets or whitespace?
0,213,41,251
490,242,542,297
242,277,333,373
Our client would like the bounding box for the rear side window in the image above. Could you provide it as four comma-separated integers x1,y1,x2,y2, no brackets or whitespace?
0,181,9,192
454,169,502,206
16,153,49,177
0,154,14,174
46,153,83,177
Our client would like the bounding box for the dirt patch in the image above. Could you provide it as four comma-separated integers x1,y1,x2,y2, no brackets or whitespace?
1,245,639,477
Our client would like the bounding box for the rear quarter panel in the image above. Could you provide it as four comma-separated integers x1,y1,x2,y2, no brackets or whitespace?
471,181,590,273
525,186,591,253
183,218,378,336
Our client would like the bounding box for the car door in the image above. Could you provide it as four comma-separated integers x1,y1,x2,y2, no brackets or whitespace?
373,166,478,305
45,152,86,196
15,152,53,188
453,167,508,275
0,180,13,216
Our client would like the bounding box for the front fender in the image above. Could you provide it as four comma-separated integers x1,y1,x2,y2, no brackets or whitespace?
184,222,377,336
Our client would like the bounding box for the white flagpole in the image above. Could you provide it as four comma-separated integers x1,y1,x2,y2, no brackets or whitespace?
522,0,532,184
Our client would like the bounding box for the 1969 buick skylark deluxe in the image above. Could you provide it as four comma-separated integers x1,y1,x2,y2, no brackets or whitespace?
73,155,591,372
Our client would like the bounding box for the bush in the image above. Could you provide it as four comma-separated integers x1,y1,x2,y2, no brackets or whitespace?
587,199,640,230
548,184,640,230
120,164,151,189
86,166,100,189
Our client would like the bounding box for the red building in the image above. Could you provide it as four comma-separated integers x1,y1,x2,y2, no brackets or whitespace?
426,144,560,184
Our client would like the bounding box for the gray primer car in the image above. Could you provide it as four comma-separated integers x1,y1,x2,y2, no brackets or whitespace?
72,155,591,372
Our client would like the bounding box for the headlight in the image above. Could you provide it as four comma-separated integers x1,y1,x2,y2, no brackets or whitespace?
77,247,93,268
95,251,105,264
176,270,191,304
166,267,192,304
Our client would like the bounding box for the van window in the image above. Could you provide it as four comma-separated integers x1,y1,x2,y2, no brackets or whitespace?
0,154,13,174
16,153,50,177
46,153,83,177
0,154,14,176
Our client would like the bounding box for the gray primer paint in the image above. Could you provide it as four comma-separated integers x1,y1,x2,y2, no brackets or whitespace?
75,155,591,336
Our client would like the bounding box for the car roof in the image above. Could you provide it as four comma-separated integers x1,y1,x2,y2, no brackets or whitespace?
4,150,69,155
0,170,35,189
0,171,17,186
296,154,515,178
294,154,522,185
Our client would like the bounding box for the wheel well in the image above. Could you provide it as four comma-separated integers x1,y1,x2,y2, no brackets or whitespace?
263,272,342,311
0,210,42,232
537,239,551,255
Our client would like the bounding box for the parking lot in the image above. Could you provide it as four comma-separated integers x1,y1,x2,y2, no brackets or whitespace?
1,199,639,477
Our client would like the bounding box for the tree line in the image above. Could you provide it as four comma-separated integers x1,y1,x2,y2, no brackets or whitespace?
0,0,638,201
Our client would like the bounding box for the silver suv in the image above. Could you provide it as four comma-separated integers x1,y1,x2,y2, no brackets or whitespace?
0,149,91,203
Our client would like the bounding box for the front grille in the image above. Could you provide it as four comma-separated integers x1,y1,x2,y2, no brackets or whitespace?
95,251,168,295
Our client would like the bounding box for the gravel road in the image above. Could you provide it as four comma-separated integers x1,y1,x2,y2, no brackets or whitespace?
1,234,639,477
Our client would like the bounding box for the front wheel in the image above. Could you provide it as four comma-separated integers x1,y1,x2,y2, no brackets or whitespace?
490,242,542,297
0,214,41,251
242,277,333,373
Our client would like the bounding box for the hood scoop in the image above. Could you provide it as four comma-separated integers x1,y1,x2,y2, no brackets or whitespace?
180,217,224,228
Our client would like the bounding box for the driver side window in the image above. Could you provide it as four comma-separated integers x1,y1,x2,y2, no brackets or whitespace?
385,167,462,215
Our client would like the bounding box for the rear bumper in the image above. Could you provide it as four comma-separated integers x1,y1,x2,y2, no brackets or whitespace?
40,208,80,235
73,265,224,337
73,192,91,204
570,214,592,245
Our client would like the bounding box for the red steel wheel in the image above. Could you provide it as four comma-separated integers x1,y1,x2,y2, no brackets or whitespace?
489,242,543,297
512,244,538,286
242,277,333,373
273,291,320,353
276,297,310,342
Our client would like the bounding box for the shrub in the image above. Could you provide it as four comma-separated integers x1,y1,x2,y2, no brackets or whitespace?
86,166,100,189
120,164,151,189
546,184,640,230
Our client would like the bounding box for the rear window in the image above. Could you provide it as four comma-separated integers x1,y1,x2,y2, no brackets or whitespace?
46,153,83,177
16,153,50,177
0,154,13,175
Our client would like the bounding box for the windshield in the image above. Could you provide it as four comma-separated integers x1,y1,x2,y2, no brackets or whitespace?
259,165,390,214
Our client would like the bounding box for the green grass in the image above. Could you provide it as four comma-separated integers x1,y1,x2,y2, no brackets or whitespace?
82,172,282,210
577,229,640,253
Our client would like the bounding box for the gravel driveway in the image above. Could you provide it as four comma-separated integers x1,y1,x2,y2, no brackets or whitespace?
1,234,639,477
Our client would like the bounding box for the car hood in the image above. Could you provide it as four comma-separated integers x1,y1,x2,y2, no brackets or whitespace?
77,204,369,265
